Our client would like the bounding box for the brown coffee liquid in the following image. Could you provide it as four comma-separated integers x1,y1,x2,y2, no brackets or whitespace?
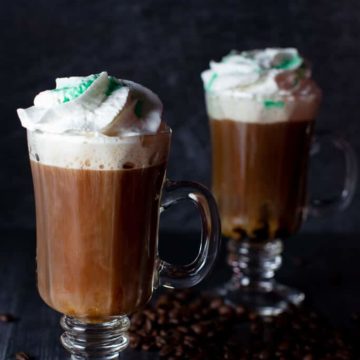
210,119,314,241
31,161,166,321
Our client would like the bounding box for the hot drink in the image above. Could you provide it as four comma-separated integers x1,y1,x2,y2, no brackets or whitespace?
30,132,168,319
201,48,325,314
210,118,314,241
22,72,171,321
202,49,321,242
18,72,220,358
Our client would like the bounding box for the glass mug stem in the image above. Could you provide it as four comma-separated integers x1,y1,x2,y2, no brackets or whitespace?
59,179,221,359
229,239,282,291
224,239,304,316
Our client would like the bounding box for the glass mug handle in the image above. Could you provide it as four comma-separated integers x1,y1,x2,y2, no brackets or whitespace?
309,133,358,217
158,179,221,288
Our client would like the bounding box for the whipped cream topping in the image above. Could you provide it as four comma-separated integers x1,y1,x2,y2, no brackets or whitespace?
19,72,169,170
201,48,306,96
18,72,163,136
201,48,321,122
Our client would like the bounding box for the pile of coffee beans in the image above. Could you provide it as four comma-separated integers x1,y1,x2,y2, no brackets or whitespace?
129,290,358,359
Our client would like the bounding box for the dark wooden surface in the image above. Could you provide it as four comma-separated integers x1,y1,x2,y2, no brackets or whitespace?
0,229,360,359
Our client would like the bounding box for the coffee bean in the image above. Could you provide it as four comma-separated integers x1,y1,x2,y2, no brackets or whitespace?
303,355,313,360
257,350,270,359
200,308,212,319
137,329,148,338
218,305,235,318
174,290,191,301
191,323,206,335
179,309,192,323
233,227,247,240
143,309,156,321
141,342,154,351
250,322,261,334
183,334,196,348
129,289,357,359
278,340,290,351
169,315,180,325
235,305,246,318
157,307,168,315
15,353,30,360
172,300,182,309
130,312,144,328
129,334,140,349
0,314,15,322
153,335,161,346
177,325,189,334
159,345,173,357
144,318,152,333
156,294,172,307
157,314,167,325
175,345,185,357
248,311,258,321
209,297,224,310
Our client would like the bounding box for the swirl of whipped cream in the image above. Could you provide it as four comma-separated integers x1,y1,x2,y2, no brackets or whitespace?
17,71,163,136
201,48,322,123
201,48,310,97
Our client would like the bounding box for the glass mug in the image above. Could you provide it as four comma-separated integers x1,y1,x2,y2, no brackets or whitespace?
27,127,220,359
206,91,357,316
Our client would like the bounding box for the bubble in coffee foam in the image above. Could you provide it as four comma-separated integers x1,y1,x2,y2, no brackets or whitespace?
201,48,322,123
18,72,169,170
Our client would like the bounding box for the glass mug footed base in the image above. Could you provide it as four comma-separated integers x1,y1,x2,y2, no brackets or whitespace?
216,238,304,317
61,316,130,360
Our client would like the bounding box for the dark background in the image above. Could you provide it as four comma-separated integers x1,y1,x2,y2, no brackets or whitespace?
1,0,360,234
0,2,360,358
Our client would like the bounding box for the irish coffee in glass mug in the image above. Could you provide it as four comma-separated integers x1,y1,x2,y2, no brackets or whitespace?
18,73,220,359
202,48,357,315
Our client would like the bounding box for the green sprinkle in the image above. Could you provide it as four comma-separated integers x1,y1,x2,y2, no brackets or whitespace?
106,76,123,96
134,100,143,118
55,74,100,103
263,100,285,109
274,55,302,70
54,74,124,103
205,72,218,91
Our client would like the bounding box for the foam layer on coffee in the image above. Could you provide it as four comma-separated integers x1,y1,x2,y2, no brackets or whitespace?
27,130,170,170
18,72,162,136
201,48,321,123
